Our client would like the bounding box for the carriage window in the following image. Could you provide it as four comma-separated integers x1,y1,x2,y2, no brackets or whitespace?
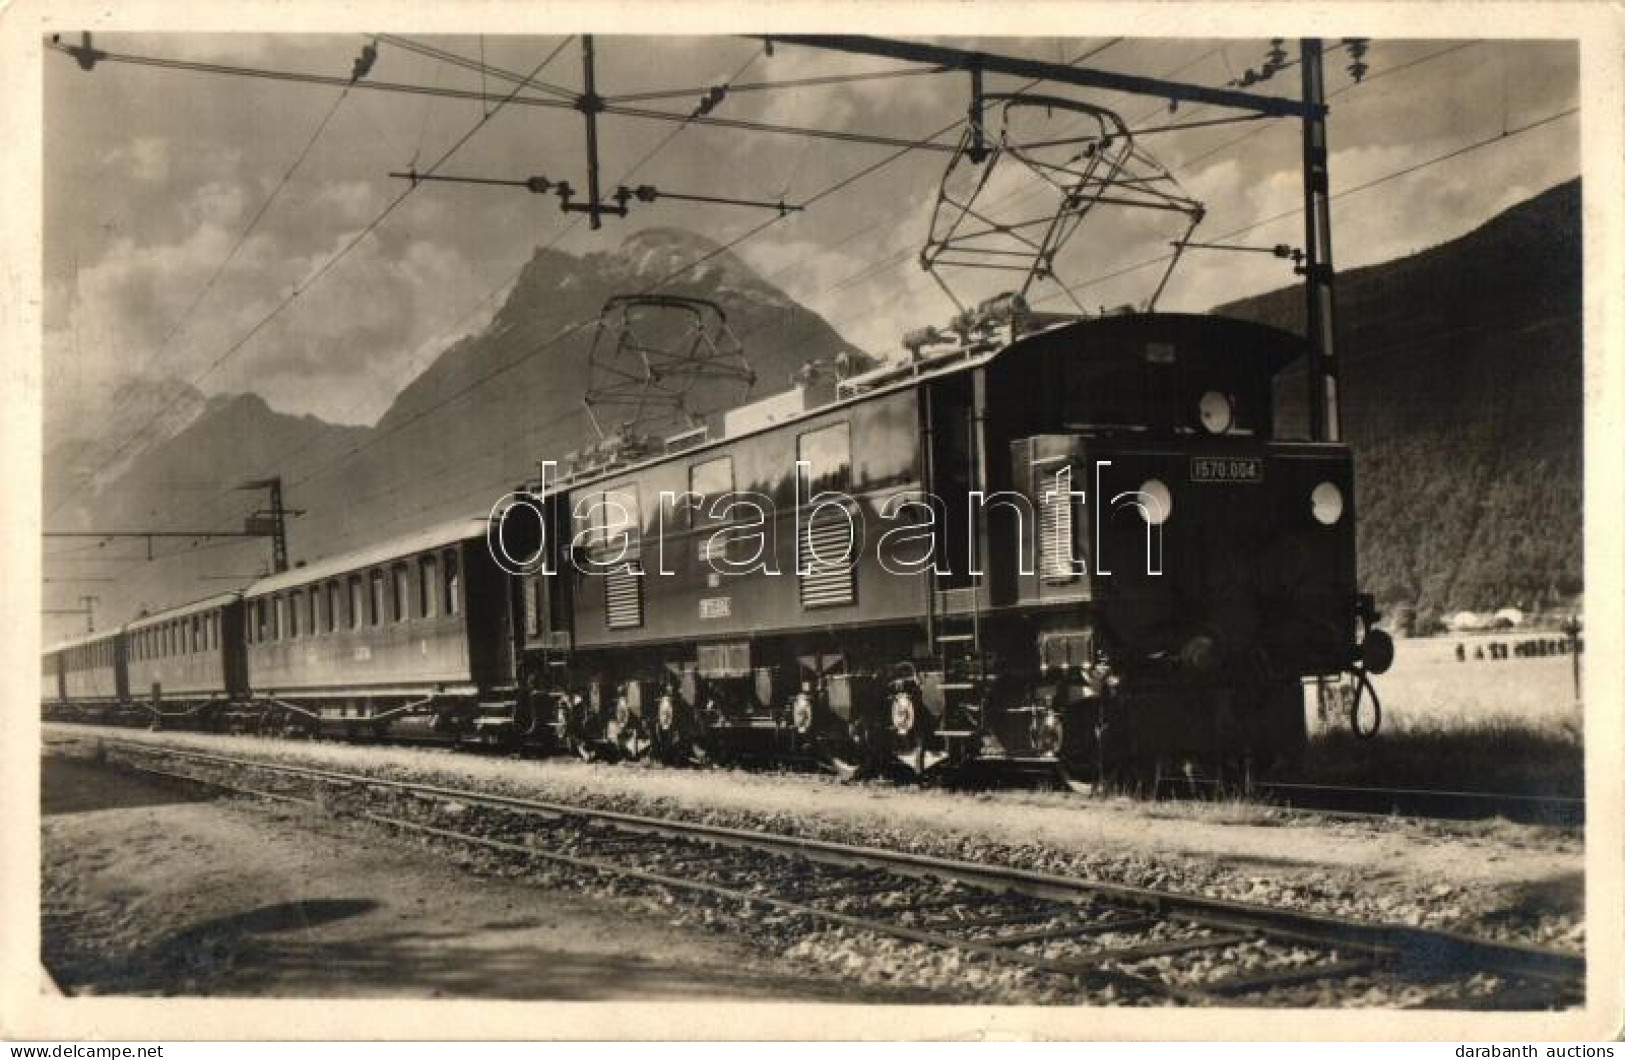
289,593,301,639
369,569,385,626
392,564,410,622
327,581,340,632
191,616,201,652
348,575,364,630
443,550,460,615
798,422,852,494
305,588,318,637
276,596,288,641
419,555,438,618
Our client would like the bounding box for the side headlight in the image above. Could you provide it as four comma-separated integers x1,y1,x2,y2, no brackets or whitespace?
1198,390,1235,434
1311,481,1344,525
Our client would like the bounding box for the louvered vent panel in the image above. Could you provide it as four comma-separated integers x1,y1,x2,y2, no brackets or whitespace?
605,565,644,629
799,510,856,608
1041,470,1078,584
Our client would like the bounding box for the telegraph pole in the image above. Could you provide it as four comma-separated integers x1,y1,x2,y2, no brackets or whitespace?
238,476,302,573
43,595,98,633
1300,39,1341,443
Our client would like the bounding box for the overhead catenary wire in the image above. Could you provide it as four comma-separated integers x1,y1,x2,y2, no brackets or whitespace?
1033,104,1580,309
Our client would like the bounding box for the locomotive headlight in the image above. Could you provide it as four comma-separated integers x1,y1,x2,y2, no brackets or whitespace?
1198,390,1235,434
1137,478,1173,525
890,692,916,736
1311,481,1345,525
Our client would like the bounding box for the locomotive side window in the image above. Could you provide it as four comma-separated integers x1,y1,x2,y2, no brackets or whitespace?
690,456,734,512
348,575,365,630
419,555,438,619
798,422,852,494
797,422,857,609
444,550,460,616
392,563,410,623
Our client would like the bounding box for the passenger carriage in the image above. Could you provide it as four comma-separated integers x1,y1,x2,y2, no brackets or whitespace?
47,628,129,724
124,592,246,729
238,517,517,739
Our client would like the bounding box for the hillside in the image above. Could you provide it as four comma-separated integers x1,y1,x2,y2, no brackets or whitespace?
1217,178,1583,627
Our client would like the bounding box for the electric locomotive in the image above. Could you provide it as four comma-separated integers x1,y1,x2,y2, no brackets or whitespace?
500,294,1391,784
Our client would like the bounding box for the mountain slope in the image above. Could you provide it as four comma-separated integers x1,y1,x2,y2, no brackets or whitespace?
1218,178,1582,626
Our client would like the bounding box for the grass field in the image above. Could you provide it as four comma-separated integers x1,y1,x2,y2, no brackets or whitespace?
1300,632,1584,797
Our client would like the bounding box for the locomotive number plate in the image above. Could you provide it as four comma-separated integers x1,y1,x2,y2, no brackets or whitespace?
1190,456,1263,483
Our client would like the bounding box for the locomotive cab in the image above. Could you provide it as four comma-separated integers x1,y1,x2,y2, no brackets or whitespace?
952,313,1383,784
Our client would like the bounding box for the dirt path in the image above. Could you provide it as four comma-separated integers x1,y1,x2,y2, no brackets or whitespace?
40,754,898,1000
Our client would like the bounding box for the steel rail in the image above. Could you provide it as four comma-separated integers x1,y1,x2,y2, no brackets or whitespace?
79,736,1585,995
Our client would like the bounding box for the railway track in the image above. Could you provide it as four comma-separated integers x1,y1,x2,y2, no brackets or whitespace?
53,735,1584,1009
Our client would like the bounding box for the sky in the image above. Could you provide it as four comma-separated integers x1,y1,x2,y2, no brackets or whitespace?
43,33,1580,427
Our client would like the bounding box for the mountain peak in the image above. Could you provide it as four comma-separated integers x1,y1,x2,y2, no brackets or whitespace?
592,225,790,307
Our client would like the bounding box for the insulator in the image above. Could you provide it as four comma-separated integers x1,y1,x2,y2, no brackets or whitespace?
351,41,377,82
524,176,551,194
72,32,103,71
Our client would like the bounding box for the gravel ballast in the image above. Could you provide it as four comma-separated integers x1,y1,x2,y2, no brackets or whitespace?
45,724,1583,960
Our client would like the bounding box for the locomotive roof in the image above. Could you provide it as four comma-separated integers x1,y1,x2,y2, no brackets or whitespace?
544,312,1304,497
125,591,244,632
244,514,490,598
